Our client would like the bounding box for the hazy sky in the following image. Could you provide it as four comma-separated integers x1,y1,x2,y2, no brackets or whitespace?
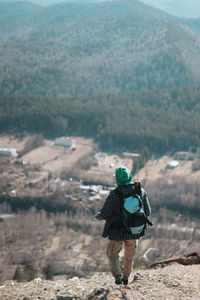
1,0,200,18
139,0,200,18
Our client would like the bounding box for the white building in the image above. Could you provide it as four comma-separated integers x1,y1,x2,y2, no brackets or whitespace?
123,152,140,158
0,148,17,157
166,160,179,169
54,137,76,149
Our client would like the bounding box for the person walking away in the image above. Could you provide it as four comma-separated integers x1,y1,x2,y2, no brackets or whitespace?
95,166,151,285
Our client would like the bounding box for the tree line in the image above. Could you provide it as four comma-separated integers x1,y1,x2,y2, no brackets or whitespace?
1,86,200,154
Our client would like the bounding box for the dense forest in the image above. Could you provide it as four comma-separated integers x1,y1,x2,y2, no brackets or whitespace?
1,1,200,98
1,86,200,154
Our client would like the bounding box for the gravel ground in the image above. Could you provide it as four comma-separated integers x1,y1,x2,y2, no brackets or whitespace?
0,263,199,300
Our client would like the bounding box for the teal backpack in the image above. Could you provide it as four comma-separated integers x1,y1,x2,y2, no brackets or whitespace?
116,182,152,236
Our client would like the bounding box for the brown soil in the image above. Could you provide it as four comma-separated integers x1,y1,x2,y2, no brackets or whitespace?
0,263,199,299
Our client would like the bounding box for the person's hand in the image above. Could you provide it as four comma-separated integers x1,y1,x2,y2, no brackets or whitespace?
94,211,102,220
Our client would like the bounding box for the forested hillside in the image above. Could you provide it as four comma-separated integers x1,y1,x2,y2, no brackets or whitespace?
1,0,200,154
1,0,200,98
1,86,200,153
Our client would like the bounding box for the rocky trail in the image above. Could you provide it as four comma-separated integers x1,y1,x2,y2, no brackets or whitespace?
0,262,200,300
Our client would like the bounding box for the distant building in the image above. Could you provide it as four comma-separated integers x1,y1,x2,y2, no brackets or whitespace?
123,152,140,158
189,146,200,155
49,178,66,192
93,152,106,165
166,160,179,169
54,137,76,149
0,148,17,157
175,151,195,161
189,146,198,154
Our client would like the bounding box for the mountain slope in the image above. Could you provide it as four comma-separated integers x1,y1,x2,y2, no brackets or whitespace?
0,0,200,97
185,18,200,33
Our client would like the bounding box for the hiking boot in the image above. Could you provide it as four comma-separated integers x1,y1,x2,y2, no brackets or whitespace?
115,274,122,285
122,276,128,285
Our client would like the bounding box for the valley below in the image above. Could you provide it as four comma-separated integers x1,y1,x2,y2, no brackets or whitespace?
1,1,200,297
0,134,200,283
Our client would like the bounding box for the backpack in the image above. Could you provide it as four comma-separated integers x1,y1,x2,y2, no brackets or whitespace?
116,182,152,236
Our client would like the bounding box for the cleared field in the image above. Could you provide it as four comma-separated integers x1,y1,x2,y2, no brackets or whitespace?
0,135,133,183
22,140,64,164
1,135,199,185
136,155,200,184
0,135,30,150
43,143,94,174
21,137,95,176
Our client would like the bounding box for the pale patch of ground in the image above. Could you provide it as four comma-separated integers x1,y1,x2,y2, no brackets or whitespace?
22,140,63,165
0,134,132,182
43,143,93,175
21,137,94,175
0,135,95,178
0,135,199,185
1,134,199,188
0,135,30,151
135,156,200,184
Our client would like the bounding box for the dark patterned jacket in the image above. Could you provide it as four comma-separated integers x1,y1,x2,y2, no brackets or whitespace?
98,183,151,240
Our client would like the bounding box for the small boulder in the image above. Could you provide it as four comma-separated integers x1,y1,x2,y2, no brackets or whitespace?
86,286,146,300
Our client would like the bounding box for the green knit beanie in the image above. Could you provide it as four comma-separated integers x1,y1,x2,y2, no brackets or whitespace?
115,166,133,186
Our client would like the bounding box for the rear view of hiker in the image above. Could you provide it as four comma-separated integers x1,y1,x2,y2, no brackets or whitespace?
95,166,151,285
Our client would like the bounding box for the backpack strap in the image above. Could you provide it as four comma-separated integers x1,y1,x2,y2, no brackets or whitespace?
146,218,153,226
115,182,141,197
115,187,126,214
134,181,142,196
